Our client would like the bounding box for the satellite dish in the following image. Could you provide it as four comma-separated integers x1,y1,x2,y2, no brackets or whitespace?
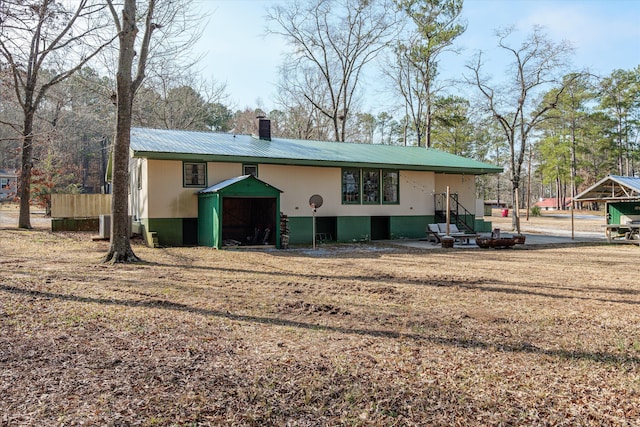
309,195,323,250
309,194,323,209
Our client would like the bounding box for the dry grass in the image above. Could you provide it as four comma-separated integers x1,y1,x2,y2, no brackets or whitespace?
1,214,640,425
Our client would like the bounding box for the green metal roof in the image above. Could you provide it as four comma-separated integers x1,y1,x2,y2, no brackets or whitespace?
574,175,640,201
130,127,503,175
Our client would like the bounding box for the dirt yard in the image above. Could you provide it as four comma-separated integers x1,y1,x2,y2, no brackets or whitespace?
1,207,639,425
488,208,605,235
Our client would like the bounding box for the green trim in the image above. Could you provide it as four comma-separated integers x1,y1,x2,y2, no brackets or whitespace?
362,169,381,205
337,217,371,242
475,219,493,233
198,193,219,247
270,214,440,245
141,213,485,246
342,168,360,204
382,170,400,204
287,217,312,245
145,218,185,246
389,216,430,239
608,202,640,224
183,161,207,188
134,151,501,175
342,167,401,205
51,218,99,232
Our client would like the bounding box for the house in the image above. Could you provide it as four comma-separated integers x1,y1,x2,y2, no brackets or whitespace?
533,197,571,211
128,119,502,248
0,169,18,202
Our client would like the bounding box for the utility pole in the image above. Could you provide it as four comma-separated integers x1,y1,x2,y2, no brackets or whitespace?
526,146,532,221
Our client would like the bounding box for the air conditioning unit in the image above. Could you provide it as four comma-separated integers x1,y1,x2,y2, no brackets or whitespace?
99,215,134,239
99,214,110,238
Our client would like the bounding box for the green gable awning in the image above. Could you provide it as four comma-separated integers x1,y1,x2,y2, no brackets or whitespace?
198,174,282,196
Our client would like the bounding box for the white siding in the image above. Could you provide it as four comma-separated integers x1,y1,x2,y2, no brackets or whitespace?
140,159,477,219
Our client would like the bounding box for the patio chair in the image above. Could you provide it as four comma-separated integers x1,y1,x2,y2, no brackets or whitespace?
426,223,443,243
437,223,477,245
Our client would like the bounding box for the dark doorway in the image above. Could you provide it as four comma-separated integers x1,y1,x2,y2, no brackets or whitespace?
371,216,390,240
182,218,198,246
315,216,337,242
222,197,277,245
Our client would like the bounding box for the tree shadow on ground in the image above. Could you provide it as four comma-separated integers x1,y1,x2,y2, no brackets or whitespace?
1,283,638,366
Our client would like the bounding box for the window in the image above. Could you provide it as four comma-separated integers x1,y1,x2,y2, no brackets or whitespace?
382,170,399,204
342,168,360,203
362,169,380,204
243,164,258,177
342,168,399,205
183,162,206,187
0,178,8,189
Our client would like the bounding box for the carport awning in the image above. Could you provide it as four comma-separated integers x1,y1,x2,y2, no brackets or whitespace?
574,175,640,202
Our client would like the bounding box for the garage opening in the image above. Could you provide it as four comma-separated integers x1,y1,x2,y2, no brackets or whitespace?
222,197,277,245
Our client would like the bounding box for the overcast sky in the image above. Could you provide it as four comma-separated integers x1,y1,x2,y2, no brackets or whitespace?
192,0,640,112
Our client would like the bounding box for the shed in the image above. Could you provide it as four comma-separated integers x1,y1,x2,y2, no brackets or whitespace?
198,175,282,249
574,175,640,242
574,175,640,221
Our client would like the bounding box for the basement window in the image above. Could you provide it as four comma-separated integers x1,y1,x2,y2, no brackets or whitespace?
183,162,206,187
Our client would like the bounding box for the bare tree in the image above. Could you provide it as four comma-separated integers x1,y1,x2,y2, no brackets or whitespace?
133,75,228,131
387,0,465,147
0,0,113,228
231,108,267,135
467,26,574,233
267,0,398,142
103,0,203,263
274,64,334,140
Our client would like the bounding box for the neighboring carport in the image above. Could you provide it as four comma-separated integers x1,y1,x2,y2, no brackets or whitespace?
573,175,640,243
198,175,282,249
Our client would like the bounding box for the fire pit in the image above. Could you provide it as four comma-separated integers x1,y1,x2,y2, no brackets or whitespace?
475,236,517,249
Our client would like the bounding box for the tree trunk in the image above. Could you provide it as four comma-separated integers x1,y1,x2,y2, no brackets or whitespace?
425,79,432,148
103,102,139,263
103,0,140,263
512,184,521,233
18,113,35,229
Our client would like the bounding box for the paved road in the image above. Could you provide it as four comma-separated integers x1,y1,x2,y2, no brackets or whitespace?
0,207,50,228
388,228,606,250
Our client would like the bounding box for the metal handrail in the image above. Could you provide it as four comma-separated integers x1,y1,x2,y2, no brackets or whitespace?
434,193,475,232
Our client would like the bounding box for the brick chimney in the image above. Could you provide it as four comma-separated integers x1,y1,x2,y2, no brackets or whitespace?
257,116,271,141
